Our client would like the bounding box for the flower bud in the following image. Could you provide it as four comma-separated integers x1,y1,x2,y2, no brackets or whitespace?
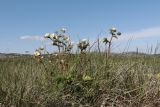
117,32,121,36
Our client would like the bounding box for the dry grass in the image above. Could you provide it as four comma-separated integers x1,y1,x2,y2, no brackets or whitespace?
0,53,160,107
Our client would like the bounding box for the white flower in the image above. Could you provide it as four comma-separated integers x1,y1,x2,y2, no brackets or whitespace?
60,28,67,33
81,39,87,42
111,27,116,31
110,27,117,33
77,39,89,51
54,54,58,57
100,38,105,42
60,59,65,63
50,33,57,39
80,39,89,45
44,33,50,38
34,50,41,57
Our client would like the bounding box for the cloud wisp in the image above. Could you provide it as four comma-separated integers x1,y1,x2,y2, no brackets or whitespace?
20,27,160,42
119,27,160,41
20,35,45,41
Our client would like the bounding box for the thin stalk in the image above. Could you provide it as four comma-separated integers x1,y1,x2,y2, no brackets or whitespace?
107,35,114,59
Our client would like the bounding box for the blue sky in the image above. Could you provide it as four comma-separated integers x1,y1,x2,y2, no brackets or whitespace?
0,0,160,53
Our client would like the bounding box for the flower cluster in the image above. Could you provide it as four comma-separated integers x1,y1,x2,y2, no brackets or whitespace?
77,39,89,52
34,46,44,60
101,38,110,44
33,27,121,59
34,49,41,57
33,27,121,70
109,27,121,39
44,28,74,53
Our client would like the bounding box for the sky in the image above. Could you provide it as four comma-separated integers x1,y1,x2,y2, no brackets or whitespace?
0,0,160,54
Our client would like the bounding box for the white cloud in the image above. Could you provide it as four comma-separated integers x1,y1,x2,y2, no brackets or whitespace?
20,35,45,41
119,27,160,41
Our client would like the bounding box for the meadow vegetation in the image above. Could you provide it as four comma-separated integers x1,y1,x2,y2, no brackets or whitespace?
0,28,160,107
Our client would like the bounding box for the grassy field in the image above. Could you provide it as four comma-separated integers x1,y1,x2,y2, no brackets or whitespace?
0,53,160,107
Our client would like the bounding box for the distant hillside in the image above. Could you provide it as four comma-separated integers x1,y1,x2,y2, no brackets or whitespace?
122,52,147,55
0,53,30,58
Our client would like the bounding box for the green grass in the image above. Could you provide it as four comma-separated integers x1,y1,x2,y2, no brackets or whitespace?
0,53,160,107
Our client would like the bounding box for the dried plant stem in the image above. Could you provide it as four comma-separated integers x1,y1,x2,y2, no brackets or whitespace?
98,38,101,53
107,35,113,59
